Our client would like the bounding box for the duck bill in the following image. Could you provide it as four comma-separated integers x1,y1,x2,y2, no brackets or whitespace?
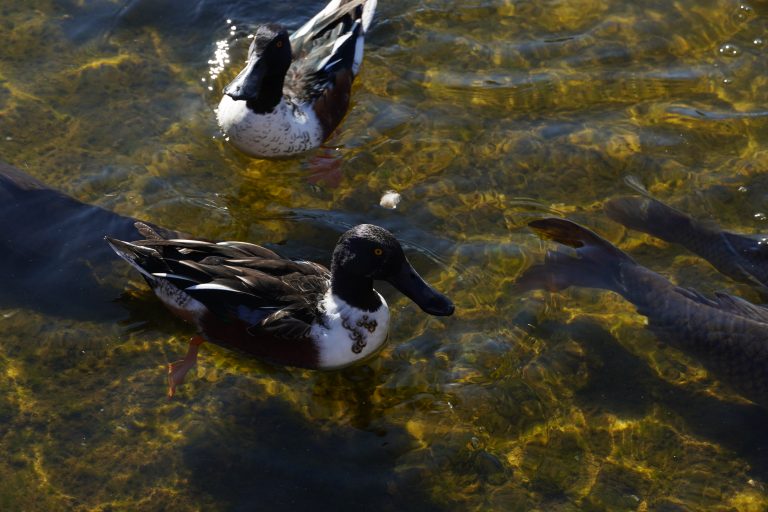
223,55,264,101
387,259,455,316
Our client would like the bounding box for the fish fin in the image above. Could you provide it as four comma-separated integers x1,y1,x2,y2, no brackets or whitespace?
515,218,633,293
727,258,768,294
622,175,653,197
134,222,165,240
670,286,768,323
672,286,719,307
712,291,768,323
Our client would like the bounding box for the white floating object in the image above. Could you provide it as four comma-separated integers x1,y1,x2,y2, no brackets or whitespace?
379,190,401,209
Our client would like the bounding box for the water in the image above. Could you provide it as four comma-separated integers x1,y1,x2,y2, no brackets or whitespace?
1,0,767,510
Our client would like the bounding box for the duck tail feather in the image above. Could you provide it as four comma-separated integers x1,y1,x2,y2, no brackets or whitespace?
104,236,162,279
361,0,377,33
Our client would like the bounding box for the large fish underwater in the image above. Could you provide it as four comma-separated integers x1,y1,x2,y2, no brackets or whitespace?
605,180,768,295
0,160,178,319
517,217,768,409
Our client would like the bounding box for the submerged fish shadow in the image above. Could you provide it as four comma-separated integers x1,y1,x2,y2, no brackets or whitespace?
179,394,445,512
0,160,184,323
551,318,768,478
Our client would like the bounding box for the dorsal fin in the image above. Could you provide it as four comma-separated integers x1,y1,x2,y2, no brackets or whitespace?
712,292,768,324
133,221,186,241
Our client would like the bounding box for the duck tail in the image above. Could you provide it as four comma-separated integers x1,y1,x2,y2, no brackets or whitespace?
104,236,162,280
360,0,376,33
515,218,633,294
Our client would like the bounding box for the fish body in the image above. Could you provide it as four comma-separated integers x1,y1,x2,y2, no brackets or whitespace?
519,218,768,408
0,161,179,318
605,195,768,293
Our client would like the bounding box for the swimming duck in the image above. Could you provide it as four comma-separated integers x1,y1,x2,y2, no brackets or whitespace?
216,0,377,158
106,222,453,396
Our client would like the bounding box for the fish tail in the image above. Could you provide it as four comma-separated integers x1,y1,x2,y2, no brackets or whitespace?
515,218,633,293
604,195,704,244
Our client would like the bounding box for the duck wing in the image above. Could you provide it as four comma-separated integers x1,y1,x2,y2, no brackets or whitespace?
185,265,330,340
108,224,331,335
290,0,373,56
286,0,374,103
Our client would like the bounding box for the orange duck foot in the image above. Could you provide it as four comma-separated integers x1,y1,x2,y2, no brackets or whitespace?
167,335,204,398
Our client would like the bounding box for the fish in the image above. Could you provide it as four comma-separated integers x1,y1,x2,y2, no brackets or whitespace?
517,217,768,409
0,160,180,319
605,180,768,295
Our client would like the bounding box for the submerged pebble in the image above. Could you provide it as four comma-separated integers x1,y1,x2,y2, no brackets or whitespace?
380,190,402,209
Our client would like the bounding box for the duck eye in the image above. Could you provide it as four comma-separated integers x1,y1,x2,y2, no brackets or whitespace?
276,40,283,48
373,248,383,256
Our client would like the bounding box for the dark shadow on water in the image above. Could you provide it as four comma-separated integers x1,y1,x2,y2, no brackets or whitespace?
181,395,445,512
532,318,768,478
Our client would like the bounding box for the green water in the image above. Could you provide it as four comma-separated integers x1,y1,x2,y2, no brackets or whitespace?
1,0,768,510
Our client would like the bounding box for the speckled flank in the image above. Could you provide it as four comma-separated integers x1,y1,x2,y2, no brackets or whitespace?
217,95,323,157
311,290,390,369
150,278,208,326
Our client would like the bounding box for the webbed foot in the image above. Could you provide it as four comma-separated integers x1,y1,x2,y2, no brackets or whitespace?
167,335,205,398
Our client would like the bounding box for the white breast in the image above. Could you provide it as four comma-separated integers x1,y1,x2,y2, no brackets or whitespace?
310,291,391,369
216,96,324,157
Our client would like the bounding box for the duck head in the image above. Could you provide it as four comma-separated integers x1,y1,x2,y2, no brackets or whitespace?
223,24,291,113
330,224,455,316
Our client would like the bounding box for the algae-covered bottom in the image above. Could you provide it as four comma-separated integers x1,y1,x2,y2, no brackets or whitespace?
1,0,767,510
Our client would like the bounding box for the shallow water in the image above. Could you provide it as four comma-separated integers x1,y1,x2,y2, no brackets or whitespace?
1,0,768,510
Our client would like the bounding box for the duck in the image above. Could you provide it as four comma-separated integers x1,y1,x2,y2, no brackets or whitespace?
106,222,453,396
216,0,377,158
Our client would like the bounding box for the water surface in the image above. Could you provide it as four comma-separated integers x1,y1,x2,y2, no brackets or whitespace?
1,0,767,510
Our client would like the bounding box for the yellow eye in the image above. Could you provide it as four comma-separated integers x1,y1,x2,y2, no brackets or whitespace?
374,248,383,256
276,40,283,48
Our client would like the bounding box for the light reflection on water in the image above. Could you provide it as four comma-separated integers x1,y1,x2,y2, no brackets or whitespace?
1,0,768,510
